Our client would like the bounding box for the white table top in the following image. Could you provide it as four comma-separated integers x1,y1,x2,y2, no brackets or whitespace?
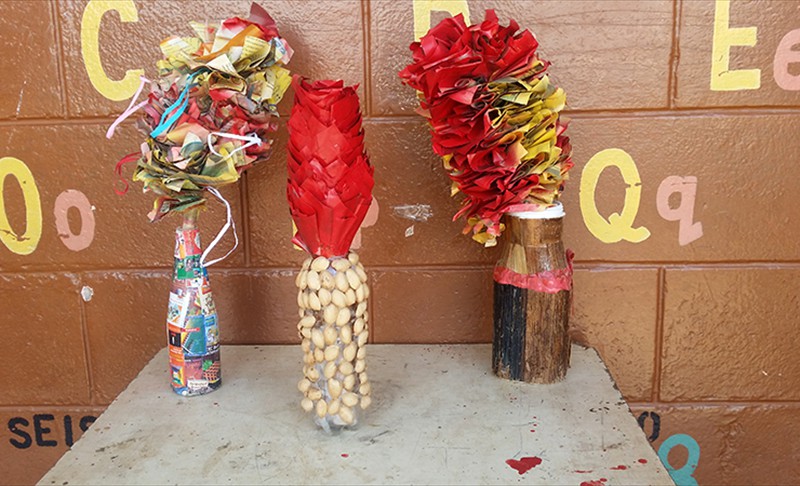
40,344,673,485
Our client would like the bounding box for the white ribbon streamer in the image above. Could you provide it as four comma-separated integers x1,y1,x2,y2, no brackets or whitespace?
200,187,238,267
198,132,260,266
207,132,263,161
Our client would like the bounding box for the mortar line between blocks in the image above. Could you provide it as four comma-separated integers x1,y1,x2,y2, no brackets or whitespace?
361,106,800,121
628,400,800,408
652,267,666,403
50,0,70,118
240,173,252,267
366,270,375,345
77,275,96,406
7,107,800,126
5,261,800,277
0,116,119,127
361,0,373,116
667,0,682,108
0,405,108,413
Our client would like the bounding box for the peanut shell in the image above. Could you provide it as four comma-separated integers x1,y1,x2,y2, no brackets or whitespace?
299,315,315,329
316,399,327,418
328,379,342,399
318,288,332,306
340,360,355,376
341,392,359,408
345,269,361,289
311,328,325,349
332,258,351,272
336,307,351,326
320,270,335,290
311,256,329,272
343,342,357,362
295,270,307,289
338,406,354,424
306,270,321,291
307,387,323,401
324,345,340,362
324,361,337,379
343,373,355,390
308,292,321,311
323,325,338,345
323,305,338,325
345,289,356,306
340,325,353,345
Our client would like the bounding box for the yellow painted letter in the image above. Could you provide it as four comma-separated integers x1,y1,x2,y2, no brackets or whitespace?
579,149,650,244
0,157,42,255
710,0,760,91
81,0,143,101
413,0,470,41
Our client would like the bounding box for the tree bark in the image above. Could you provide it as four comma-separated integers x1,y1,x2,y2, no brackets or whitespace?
493,215,572,383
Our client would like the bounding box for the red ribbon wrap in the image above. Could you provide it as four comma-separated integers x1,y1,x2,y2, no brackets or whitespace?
493,250,574,293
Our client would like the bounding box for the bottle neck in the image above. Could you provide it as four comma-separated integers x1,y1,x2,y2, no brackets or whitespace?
181,208,200,230
506,214,563,245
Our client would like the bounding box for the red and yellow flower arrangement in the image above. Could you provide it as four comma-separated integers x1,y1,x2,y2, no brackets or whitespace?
399,10,573,247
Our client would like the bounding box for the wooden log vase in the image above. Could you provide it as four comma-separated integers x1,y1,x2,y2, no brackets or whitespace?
492,203,573,383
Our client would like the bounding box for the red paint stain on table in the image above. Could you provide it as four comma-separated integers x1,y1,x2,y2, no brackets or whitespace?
638,458,648,464
580,479,607,486
610,464,628,470
505,456,542,475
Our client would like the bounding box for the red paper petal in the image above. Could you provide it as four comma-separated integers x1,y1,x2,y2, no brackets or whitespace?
287,76,374,257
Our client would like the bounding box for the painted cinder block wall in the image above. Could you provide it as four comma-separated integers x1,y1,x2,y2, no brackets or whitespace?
1,0,799,483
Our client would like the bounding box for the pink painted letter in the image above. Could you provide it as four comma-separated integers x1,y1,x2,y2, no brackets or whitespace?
656,176,703,246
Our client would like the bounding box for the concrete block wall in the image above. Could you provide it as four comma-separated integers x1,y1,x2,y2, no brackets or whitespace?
1,1,798,483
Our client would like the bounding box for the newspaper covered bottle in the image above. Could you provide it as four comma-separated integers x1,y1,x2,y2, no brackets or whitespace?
166,211,221,396
295,252,371,431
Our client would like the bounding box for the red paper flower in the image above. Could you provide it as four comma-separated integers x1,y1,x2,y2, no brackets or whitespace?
287,76,374,257
399,10,573,246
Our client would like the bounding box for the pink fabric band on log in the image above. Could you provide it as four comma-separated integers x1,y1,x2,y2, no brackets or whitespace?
493,250,575,293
